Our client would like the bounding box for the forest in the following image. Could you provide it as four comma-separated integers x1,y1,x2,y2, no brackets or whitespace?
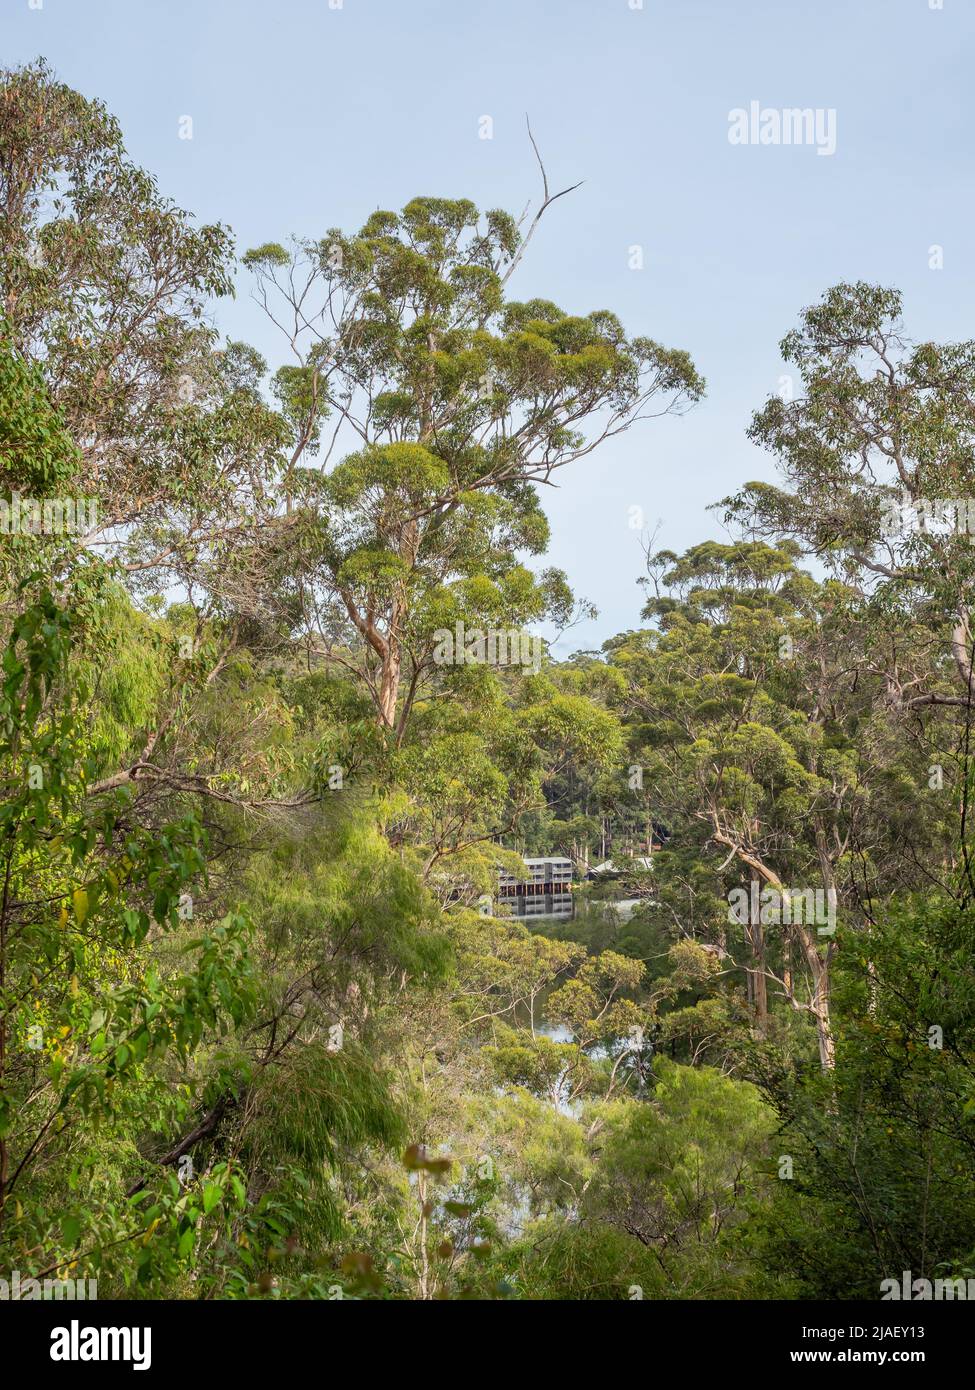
1,57,974,1304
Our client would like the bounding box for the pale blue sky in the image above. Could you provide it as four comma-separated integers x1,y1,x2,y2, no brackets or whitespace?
3,0,973,651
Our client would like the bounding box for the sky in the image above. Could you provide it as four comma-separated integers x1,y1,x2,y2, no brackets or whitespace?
3,0,974,653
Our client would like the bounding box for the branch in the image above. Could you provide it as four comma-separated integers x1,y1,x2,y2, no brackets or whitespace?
499,117,583,291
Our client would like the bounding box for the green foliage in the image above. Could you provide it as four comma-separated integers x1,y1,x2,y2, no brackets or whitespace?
755,901,975,1297
0,590,255,1288
0,323,80,494
6,58,975,1307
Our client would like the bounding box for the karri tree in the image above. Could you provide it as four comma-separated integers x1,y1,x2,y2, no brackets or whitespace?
244,168,704,735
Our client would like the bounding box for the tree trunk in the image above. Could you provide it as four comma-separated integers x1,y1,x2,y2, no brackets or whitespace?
745,885,768,1036
793,923,835,1069
711,827,835,1069
378,643,400,729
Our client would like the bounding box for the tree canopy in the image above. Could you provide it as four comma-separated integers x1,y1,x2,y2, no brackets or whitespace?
1,61,973,1308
